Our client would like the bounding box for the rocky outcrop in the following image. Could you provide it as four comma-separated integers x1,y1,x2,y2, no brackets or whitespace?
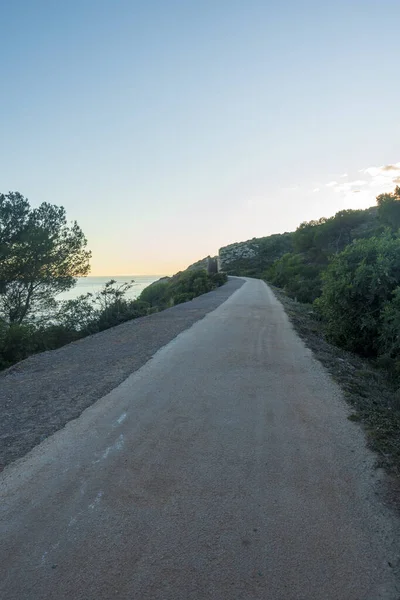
218,240,259,271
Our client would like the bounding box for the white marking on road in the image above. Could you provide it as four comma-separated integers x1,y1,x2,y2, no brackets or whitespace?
102,434,124,460
40,541,60,566
116,412,127,425
89,491,104,509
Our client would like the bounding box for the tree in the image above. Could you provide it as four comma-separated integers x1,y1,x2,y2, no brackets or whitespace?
377,186,400,230
293,218,327,254
0,192,91,324
314,210,371,254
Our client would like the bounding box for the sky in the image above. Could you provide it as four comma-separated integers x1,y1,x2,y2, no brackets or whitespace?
2,1,400,275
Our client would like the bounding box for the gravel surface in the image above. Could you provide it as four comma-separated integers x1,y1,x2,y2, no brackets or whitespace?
0,278,243,469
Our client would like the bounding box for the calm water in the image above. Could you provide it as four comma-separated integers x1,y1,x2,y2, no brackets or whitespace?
58,276,163,302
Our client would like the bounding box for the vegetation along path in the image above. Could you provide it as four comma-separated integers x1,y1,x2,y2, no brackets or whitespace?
1,277,400,599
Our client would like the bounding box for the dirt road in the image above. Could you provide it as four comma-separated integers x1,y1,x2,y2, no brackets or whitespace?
1,278,399,599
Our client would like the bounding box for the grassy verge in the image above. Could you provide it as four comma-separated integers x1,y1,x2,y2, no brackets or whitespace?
271,285,400,478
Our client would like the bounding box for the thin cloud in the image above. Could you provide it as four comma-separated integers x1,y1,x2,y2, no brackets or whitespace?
282,185,300,192
369,176,394,188
382,164,400,172
313,161,399,210
350,180,367,186
330,180,367,193
359,162,400,197
361,162,400,177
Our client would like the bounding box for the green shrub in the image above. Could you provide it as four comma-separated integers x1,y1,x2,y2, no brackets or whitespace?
209,272,228,287
96,299,149,331
173,293,193,305
139,282,170,308
379,287,400,359
138,270,227,309
0,323,37,367
58,294,96,332
316,234,400,355
267,253,322,303
34,325,80,351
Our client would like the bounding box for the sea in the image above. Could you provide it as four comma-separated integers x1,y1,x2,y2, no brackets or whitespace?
58,276,164,302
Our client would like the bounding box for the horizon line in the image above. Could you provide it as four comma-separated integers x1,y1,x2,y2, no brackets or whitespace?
85,274,171,278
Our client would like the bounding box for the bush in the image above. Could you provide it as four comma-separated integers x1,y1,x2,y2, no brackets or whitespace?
96,299,149,331
209,272,228,287
139,282,170,308
173,293,193,305
57,294,96,332
379,287,400,359
141,269,228,309
169,270,212,302
0,323,37,368
316,234,400,355
34,325,80,351
267,253,322,303
58,281,150,334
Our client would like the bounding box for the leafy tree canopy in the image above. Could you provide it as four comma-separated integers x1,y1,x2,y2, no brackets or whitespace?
0,192,91,324
377,186,400,230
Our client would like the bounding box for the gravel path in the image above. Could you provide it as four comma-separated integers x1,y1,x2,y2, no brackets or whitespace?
0,278,243,469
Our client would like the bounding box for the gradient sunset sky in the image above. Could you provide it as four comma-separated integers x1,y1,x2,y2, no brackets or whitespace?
2,1,400,275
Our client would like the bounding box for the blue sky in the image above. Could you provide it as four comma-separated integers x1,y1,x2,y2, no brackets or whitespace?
2,1,400,274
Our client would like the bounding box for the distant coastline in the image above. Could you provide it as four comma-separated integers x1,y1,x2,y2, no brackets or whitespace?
58,275,162,302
